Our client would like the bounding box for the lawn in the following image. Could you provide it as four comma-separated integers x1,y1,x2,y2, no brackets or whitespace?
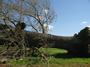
7,48,90,67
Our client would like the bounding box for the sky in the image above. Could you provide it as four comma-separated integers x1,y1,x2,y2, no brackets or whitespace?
49,0,90,36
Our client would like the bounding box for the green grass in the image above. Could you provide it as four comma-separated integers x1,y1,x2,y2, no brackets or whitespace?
8,48,90,67
40,48,68,54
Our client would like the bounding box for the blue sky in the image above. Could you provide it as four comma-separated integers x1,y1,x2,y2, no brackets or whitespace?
49,0,90,36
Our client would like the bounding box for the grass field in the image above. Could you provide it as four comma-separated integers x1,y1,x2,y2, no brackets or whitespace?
4,48,89,67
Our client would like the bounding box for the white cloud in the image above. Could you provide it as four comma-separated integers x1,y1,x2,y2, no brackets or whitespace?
38,24,53,33
43,9,48,14
38,31,42,33
87,26,90,27
87,26,90,30
44,24,53,30
82,21,88,24
36,16,46,21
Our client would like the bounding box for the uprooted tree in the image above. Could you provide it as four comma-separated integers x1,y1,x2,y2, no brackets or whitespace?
0,24,90,57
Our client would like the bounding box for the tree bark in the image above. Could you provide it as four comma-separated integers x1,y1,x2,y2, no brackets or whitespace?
25,31,81,54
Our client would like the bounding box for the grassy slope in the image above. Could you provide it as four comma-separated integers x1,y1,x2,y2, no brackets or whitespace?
9,48,90,67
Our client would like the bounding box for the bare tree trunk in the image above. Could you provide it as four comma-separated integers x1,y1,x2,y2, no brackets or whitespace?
25,31,78,53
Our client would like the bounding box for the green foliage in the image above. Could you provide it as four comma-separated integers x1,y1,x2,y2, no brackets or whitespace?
78,27,89,41
76,27,89,56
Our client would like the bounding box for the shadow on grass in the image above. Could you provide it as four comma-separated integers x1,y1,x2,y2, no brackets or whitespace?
52,53,74,58
52,53,90,59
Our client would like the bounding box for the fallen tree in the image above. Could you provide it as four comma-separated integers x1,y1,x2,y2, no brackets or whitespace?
0,23,90,57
